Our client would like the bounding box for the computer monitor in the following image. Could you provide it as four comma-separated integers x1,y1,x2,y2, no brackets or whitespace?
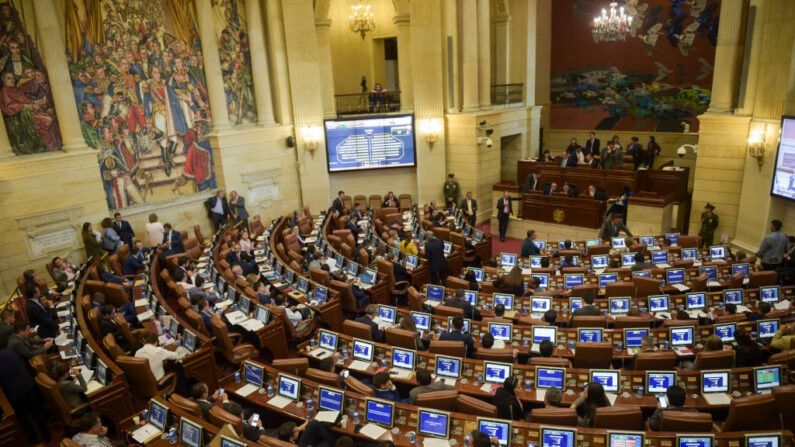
412,312,431,331
699,265,718,280
219,436,246,447
243,361,263,387
344,262,357,277
529,256,543,268
714,323,736,343
591,255,609,270
651,251,668,264
569,297,583,312
532,326,557,344
96,358,108,385
558,240,568,250
760,286,780,303
753,366,781,392
365,398,394,427
168,318,179,338
666,233,680,246
352,339,374,362
84,345,95,369
360,268,377,285
255,305,270,324
607,432,643,447
179,417,202,447
318,330,338,351
745,434,781,447
540,426,576,447
710,245,726,260
623,328,648,348
435,355,462,379
484,361,512,384
648,295,669,313
723,289,743,305
318,386,344,412
478,418,511,446
469,268,484,282
561,256,579,267
621,253,636,267
417,409,450,439
686,292,706,310
239,296,251,314
500,253,517,268
493,293,514,310
392,347,415,370
378,305,397,324
586,238,601,247
599,273,618,288
297,277,309,294
278,374,300,401
314,285,328,303
609,297,631,314
532,273,550,289
732,263,750,277
669,326,694,346
758,319,779,339
578,328,603,343
284,269,295,285
681,248,697,260
666,268,685,284
447,317,470,333
564,274,584,288
462,290,478,306
473,230,484,242
535,366,565,389
536,240,547,249
591,369,620,393
426,285,445,302
148,399,168,431
531,296,552,313
183,329,197,353
633,271,651,278
676,435,714,447
701,370,730,394
639,236,655,246
611,237,627,249
489,322,512,342
405,254,418,270
645,371,676,394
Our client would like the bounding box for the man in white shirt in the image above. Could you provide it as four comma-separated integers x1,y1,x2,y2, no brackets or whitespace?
273,294,303,326
134,333,181,380
72,412,113,447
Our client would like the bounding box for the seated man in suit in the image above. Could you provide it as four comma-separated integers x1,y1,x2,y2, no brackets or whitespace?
197,299,217,336
345,214,361,238
444,289,482,321
98,305,121,340
631,252,653,271
97,263,133,291
226,242,257,276
188,276,219,304
161,223,184,254
7,321,52,360
354,304,385,342
122,244,145,276
648,385,697,430
23,285,58,339
409,369,456,404
91,291,137,326
569,293,601,325
439,316,475,357
190,382,229,420
370,371,404,402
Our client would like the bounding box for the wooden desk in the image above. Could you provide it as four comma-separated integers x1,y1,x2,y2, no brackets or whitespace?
521,192,607,228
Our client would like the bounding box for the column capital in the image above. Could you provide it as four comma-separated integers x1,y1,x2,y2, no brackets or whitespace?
315,18,332,29
494,14,511,24
393,13,410,26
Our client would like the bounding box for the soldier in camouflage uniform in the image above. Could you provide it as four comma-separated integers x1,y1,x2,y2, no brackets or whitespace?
699,203,719,247
443,173,459,210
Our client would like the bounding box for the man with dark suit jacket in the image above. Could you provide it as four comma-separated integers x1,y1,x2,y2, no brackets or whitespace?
23,286,58,339
7,322,51,360
190,382,229,420
205,190,231,232
584,153,599,169
460,192,478,226
122,244,145,276
584,132,600,157
631,252,653,271
113,212,135,246
439,316,475,357
0,348,50,443
424,233,448,285
520,170,541,194
355,305,385,342
346,215,361,238
198,299,215,336
162,223,184,253
229,190,249,231
444,289,481,321
569,294,601,325
598,214,633,241
330,191,345,213
496,191,520,242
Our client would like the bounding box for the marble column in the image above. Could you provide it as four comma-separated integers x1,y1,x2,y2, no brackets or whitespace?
708,0,746,113
394,13,414,111
245,0,276,125
443,0,458,111
265,0,294,124
494,15,510,86
32,0,86,150
477,0,491,109
0,111,13,157
315,19,337,118
195,0,231,131
461,0,479,112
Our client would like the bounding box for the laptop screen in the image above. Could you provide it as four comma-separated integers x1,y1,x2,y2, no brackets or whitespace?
639,236,655,246
621,253,636,267
314,285,328,303
678,436,713,447
532,326,557,344
184,329,197,353
318,386,343,412
578,328,603,343
535,240,547,249
754,366,781,391
732,263,750,276
365,399,394,427
746,435,780,447
405,255,418,270
701,370,729,394
418,409,450,439
463,290,478,306
297,277,309,293
412,312,431,331
670,326,694,346
760,286,780,303
478,419,510,446
723,289,743,305
443,241,452,255
541,427,576,447
592,255,608,269
493,293,514,310
426,285,445,301
681,248,697,260
666,233,680,246
531,296,551,312
651,251,668,264
666,268,685,284
633,271,651,278
435,355,461,379
255,305,270,324
646,371,676,394
610,297,630,314
318,330,337,351
484,361,512,384
378,305,397,324
489,322,512,342
353,339,374,362
149,399,168,431
611,237,626,249
278,375,300,401
586,238,601,247
591,369,619,393
569,297,583,312
624,329,648,348
608,433,643,447
179,417,202,447
648,295,669,312
536,367,564,389
758,319,779,339
469,268,484,282
686,293,706,310
564,274,584,288
714,323,736,342
599,273,618,288
500,253,517,268
392,348,415,370
710,245,726,259
360,268,377,285
699,266,718,280
531,273,549,289
529,256,543,268
243,361,263,387
447,317,470,333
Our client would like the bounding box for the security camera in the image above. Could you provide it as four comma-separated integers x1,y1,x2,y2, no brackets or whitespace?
479,120,488,127
477,136,493,148
677,146,686,158
676,144,698,158
485,129,494,136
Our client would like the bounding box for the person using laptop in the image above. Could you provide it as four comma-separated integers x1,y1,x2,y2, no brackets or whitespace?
190,382,229,420
494,375,524,420
544,387,563,408
444,289,481,321
648,385,697,431
317,357,345,388
570,294,600,322
398,316,430,351
51,361,87,409
493,304,505,319
354,305,385,342
134,333,181,381
771,322,795,352
631,252,652,271
570,382,611,427
409,369,455,404
72,412,111,447
273,294,305,327
439,316,475,357
370,371,404,402
734,328,762,367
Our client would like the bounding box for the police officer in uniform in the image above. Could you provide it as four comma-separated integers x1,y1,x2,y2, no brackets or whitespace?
443,173,460,210
699,203,719,247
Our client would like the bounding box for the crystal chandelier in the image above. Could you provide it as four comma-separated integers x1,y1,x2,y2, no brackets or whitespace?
349,2,375,39
592,2,633,44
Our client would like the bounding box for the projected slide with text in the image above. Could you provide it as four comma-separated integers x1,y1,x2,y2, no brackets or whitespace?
325,115,415,172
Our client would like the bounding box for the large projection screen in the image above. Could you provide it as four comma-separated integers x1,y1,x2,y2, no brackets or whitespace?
771,116,795,202
324,115,416,173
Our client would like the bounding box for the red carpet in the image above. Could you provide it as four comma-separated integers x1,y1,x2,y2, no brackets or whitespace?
476,222,523,258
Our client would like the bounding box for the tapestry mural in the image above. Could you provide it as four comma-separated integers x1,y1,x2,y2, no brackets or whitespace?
66,0,216,210
551,0,720,132
0,0,61,155
213,0,256,125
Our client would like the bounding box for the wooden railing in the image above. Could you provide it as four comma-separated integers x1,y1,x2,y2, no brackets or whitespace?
491,83,523,105
334,90,401,116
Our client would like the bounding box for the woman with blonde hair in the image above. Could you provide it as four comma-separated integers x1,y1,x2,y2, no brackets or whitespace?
145,213,165,246
100,217,123,253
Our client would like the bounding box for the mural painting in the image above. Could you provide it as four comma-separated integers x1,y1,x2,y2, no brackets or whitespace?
0,0,61,155
66,0,215,210
213,0,256,125
551,0,720,132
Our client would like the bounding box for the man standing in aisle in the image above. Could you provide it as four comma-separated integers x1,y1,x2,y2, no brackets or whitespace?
584,131,600,157
757,219,788,271
113,212,135,247
443,173,460,210
205,190,231,232
229,190,250,232
460,191,478,226
496,190,520,242
698,203,718,247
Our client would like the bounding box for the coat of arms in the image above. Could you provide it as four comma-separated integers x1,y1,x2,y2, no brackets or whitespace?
553,209,565,223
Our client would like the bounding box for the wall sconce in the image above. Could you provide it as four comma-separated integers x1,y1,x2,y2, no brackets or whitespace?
420,118,441,148
747,123,767,168
301,126,323,155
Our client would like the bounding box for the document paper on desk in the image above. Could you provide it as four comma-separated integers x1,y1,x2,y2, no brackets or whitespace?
703,393,731,405
424,438,452,447
239,319,265,332
225,310,248,325
54,332,71,347
606,392,617,405
348,360,372,371
671,283,690,292
135,298,149,307
774,300,791,310
234,384,259,397
267,395,292,409
131,424,162,444
359,423,387,440
707,281,722,288
315,410,339,424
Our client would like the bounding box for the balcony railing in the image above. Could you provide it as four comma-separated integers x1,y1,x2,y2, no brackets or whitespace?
334,90,401,116
490,83,523,105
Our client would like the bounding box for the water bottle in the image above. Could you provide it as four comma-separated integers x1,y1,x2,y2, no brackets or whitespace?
525,379,532,391
353,411,360,424
718,302,724,310
664,340,670,351
528,442,536,447
234,372,241,383
233,303,239,311
569,340,575,351
485,303,491,311
751,331,758,340
168,428,177,444
142,409,149,422
409,431,416,444
465,434,472,447
310,338,317,348
523,338,528,348
479,333,484,341
268,385,274,396
477,373,483,383
343,348,348,360
307,398,313,410
636,386,644,398
523,306,528,315
381,359,387,369
616,342,623,351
